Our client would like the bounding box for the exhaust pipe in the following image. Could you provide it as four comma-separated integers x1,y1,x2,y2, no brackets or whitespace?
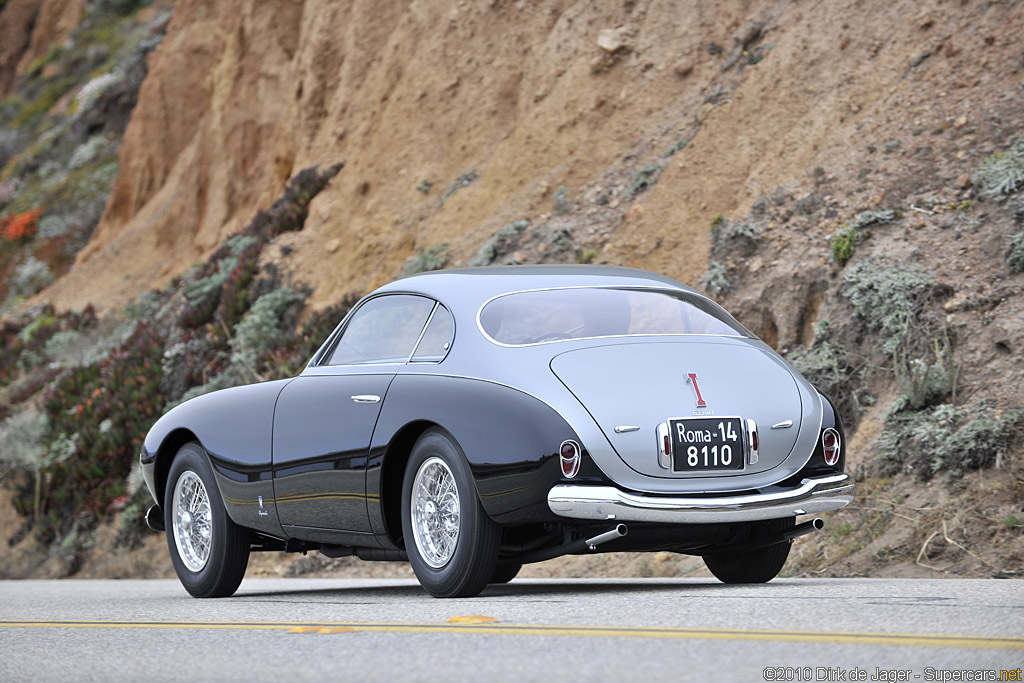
703,518,824,556
585,524,628,550
513,524,629,565
145,505,165,532
784,517,824,542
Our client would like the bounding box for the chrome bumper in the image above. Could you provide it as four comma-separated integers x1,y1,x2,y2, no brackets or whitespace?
547,473,856,524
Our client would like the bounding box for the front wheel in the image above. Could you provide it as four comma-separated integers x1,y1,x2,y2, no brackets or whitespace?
164,442,250,598
702,517,794,584
401,429,500,597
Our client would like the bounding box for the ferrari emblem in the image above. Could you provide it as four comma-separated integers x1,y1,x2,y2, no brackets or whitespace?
686,373,707,408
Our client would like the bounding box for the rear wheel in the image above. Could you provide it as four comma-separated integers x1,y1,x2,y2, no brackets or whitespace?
488,562,522,584
164,442,250,598
703,517,794,584
401,429,500,598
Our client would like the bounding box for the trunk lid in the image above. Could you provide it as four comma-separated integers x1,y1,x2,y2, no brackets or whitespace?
550,339,805,478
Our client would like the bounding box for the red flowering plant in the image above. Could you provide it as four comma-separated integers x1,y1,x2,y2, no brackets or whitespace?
29,323,164,541
0,209,42,244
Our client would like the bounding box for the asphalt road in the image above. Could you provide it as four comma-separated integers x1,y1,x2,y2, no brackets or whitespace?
1,577,1022,682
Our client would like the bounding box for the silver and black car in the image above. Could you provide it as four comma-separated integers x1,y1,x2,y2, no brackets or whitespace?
141,265,855,598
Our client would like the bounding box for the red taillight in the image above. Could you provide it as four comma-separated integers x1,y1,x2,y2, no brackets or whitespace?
663,434,671,457
560,440,581,478
750,430,758,453
822,428,841,466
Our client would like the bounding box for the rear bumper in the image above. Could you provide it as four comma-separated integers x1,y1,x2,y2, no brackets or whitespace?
547,472,855,524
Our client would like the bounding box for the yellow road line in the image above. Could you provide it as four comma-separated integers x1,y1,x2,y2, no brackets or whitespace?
0,620,1020,650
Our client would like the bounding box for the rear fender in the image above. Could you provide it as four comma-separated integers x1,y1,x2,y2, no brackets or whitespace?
367,374,602,546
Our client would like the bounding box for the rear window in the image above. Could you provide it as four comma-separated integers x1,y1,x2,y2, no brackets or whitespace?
478,287,748,346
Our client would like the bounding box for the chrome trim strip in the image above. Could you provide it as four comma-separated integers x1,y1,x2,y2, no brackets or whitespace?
614,425,640,433
771,420,794,429
351,395,382,404
547,473,855,524
406,301,439,363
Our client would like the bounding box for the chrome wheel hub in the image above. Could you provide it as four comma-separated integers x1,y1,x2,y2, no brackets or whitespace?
411,457,460,568
172,470,212,572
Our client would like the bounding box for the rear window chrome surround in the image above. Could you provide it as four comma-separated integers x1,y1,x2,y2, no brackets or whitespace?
475,285,751,348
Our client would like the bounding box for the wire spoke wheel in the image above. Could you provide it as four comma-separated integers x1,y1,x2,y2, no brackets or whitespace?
401,430,501,597
172,471,213,572
411,457,461,568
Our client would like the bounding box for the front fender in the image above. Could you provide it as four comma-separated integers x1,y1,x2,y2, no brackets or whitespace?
141,378,294,536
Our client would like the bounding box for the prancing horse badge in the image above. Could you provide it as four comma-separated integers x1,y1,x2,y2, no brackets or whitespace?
686,373,707,408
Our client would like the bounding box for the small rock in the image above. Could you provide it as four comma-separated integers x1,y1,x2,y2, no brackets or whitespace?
955,174,971,189
326,238,340,254
511,250,526,264
954,115,968,128
944,293,969,312
673,59,693,77
918,15,933,29
626,204,644,222
597,28,624,54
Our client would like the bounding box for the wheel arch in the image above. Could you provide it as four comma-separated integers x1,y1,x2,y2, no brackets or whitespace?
154,428,202,508
379,420,445,548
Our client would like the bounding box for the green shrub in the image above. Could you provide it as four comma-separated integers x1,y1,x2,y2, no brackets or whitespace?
256,297,358,381
6,256,54,301
401,243,451,277
842,257,949,356
972,138,1024,199
242,163,343,244
664,138,689,157
1008,230,1024,273
575,248,597,264
230,287,307,376
830,210,895,266
701,261,730,296
830,224,859,266
553,185,571,214
878,402,1022,480
10,78,77,129
439,169,478,206
470,220,530,266
626,164,661,198
894,334,958,410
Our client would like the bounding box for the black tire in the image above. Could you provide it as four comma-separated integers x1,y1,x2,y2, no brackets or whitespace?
703,517,794,584
164,442,250,598
489,562,522,584
401,429,500,598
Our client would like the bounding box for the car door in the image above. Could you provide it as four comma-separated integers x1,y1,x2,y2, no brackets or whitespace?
272,294,436,544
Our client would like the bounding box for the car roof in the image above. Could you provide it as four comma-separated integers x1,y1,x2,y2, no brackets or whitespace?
373,265,696,310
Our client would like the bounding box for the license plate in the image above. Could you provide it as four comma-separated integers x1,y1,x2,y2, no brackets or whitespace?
669,417,744,472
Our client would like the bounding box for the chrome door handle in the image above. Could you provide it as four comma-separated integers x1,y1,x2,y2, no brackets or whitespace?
351,395,381,404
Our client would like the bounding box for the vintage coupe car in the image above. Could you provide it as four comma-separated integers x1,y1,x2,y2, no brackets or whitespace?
141,265,855,598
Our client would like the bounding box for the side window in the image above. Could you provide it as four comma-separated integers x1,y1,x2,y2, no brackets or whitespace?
411,304,454,362
327,295,434,365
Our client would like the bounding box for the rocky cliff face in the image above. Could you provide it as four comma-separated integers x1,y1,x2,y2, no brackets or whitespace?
40,0,1018,314
2,0,1023,578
